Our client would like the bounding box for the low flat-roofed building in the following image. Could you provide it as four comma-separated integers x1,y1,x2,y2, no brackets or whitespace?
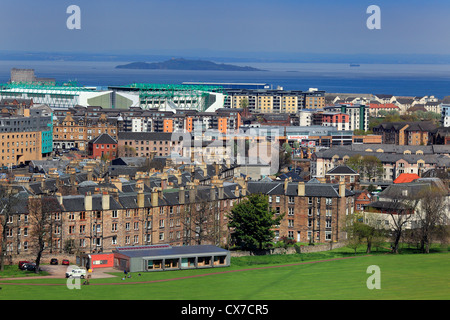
112,244,230,272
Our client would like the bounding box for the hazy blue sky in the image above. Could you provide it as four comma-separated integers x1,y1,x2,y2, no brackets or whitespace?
1,0,450,58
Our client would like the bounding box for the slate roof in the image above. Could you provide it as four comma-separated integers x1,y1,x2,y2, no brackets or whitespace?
118,132,173,141
61,194,122,212
89,133,118,145
326,165,358,175
314,146,450,166
246,181,353,198
114,244,229,258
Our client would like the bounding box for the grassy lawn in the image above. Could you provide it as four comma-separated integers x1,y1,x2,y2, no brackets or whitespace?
0,245,448,300
0,265,49,279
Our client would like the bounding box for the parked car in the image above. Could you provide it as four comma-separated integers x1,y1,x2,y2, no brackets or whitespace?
50,258,58,265
18,260,30,270
62,259,70,265
65,267,86,279
26,263,39,272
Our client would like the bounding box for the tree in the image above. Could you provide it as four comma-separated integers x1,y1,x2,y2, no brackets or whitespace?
385,195,418,254
182,199,219,246
346,154,364,173
361,155,384,182
344,212,363,254
347,154,383,182
360,212,389,253
414,186,449,253
227,193,284,250
0,186,19,271
117,145,136,157
27,195,62,273
239,98,249,110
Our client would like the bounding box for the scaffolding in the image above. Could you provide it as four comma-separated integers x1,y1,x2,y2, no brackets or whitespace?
124,83,227,111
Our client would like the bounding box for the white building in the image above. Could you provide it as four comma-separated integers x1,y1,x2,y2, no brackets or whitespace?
441,104,450,127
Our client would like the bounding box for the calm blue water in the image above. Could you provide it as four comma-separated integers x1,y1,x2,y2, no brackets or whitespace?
2,60,450,98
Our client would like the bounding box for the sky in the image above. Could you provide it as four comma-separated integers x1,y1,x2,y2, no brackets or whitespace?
1,0,450,59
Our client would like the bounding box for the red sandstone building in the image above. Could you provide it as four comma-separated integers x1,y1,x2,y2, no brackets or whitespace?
88,133,118,160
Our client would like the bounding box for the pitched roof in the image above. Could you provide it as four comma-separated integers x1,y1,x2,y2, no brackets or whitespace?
393,173,420,184
326,165,358,175
90,133,117,145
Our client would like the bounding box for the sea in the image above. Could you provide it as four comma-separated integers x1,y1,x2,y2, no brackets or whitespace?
2,60,450,98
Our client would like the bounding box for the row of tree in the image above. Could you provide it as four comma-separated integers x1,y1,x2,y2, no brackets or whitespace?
346,186,449,254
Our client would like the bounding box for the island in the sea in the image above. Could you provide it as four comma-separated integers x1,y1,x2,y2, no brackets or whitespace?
115,58,263,71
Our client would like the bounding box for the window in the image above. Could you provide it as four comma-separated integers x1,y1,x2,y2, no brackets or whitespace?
288,207,294,216
288,196,295,204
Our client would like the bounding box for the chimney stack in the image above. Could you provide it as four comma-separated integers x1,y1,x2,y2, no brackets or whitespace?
210,185,216,201
56,192,63,206
137,189,145,208
151,188,159,207
85,192,92,211
339,179,346,198
102,191,110,211
188,183,197,203
179,187,185,205
298,181,305,197
87,168,93,181
284,177,291,194
234,185,240,197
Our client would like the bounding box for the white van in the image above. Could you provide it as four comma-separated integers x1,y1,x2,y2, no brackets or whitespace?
65,266,87,279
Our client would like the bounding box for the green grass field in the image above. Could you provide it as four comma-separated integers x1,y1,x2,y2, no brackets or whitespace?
0,246,448,300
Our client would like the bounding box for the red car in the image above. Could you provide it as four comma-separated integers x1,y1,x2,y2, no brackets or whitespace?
62,259,70,265
18,261,30,270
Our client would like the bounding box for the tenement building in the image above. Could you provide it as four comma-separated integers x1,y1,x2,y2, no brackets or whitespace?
1,172,355,260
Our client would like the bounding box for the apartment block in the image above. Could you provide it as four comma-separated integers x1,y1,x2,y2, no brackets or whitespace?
117,132,182,157
0,104,53,167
